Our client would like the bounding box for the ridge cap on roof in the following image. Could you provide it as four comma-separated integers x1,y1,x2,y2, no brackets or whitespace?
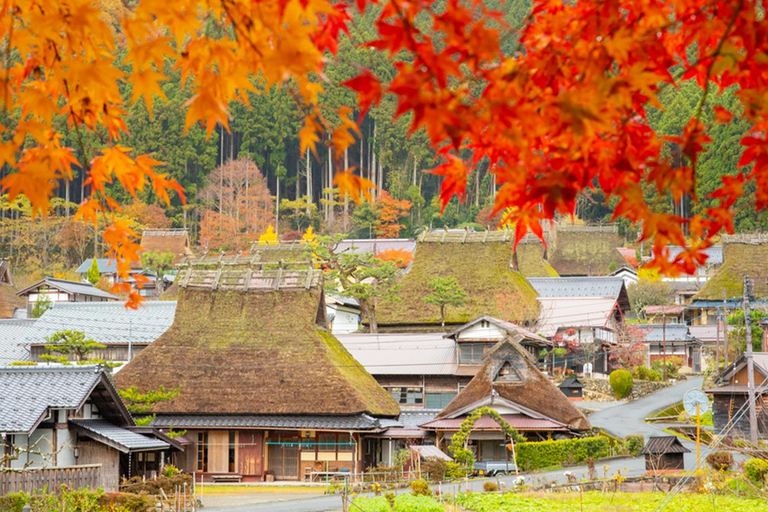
52,300,177,309
0,364,103,373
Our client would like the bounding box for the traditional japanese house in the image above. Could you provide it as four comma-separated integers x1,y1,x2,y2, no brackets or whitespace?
0,319,36,365
0,366,176,491
640,323,702,373
544,224,628,277
640,436,690,472
375,231,540,332
558,376,584,400
16,277,118,316
420,338,590,462
115,256,400,482
0,260,24,319
707,353,768,438
139,228,195,265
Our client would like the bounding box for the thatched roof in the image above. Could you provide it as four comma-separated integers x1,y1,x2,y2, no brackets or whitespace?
115,265,399,417
0,261,23,319
437,339,590,431
547,225,626,276
140,228,194,264
513,238,559,278
376,238,540,328
695,234,768,300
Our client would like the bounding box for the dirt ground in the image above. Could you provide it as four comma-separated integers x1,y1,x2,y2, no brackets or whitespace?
198,484,327,509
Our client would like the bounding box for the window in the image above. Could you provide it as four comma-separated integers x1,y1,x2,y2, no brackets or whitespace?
318,434,336,452
459,343,492,364
387,387,423,405
228,431,236,473
338,435,354,452
495,361,521,382
197,432,208,472
426,393,457,409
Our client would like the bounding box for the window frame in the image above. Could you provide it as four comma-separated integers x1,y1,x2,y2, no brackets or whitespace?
197,432,209,472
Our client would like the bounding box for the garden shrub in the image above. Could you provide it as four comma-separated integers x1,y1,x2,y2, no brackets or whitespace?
410,478,432,496
352,496,392,512
609,369,633,399
98,492,155,512
421,457,447,482
744,458,768,484
445,461,469,480
0,491,28,512
483,481,499,492
706,451,734,472
652,357,684,378
515,436,610,471
633,366,662,382
393,494,443,512
624,434,645,457
119,473,192,495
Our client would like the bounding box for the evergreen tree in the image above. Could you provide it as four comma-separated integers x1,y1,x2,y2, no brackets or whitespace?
86,258,101,285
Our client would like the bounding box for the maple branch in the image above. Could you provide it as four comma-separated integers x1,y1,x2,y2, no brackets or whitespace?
219,0,264,59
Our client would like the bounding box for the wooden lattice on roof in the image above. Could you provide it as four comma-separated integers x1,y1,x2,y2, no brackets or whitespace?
178,255,319,291
418,229,515,243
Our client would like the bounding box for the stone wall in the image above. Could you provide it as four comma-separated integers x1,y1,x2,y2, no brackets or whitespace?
581,378,671,401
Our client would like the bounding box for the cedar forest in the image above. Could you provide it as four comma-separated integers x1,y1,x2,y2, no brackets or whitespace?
2,0,768,304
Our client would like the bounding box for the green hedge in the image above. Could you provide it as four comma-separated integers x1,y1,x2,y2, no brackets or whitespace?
516,436,610,471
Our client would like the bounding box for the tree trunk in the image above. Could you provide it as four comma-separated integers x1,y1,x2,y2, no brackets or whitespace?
440,305,445,328
306,146,311,214
360,300,378,334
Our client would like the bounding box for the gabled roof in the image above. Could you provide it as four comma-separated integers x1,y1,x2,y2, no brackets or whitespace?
0,366,131,434
665,245,723,266
528,277,627,300
335,239,416,255
140,228,194,264
17,278,118,300
22,301,176,346
695,235,768,300
436,340,590,431
444,315,550,347
640,436,690,455
376,238,540,327
327,294,360,309
75,258,118,275
337,333,457,375
558,376,583,389
0,319,35,364
536,297,620,338
70,419,169,453
639,323,698,343
150,414,381,430
716,352,768,383
115,261,400,417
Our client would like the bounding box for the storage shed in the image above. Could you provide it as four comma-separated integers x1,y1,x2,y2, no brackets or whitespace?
558,377,584,400
639,436,690,472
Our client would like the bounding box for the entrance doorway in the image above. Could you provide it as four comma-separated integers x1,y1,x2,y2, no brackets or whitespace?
267,436,299,479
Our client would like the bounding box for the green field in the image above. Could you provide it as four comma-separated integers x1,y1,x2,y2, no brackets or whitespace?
456,491,768,512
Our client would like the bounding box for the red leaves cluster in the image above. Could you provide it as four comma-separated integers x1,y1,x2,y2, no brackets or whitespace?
343,0,768,274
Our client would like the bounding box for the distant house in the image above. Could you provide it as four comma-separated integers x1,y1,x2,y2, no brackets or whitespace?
368,409,442,468
0,260,24,319
529,276,630,374
140,228,195,265
644,305,686,324
611,266,638,287
640,436,689,472
639,323,702,373
0,319,36,365
75,258,119,285
0,366,176,490
376,231,540,331
22,301,176,365
115,256,399,481
17,278,118,316
545,225,628,277
326,294,361,334
708,353,768,438
420,339,590,461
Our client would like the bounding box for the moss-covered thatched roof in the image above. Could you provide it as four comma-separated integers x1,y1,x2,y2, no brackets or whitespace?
547,226,626,276
513,239,559,278
376,240,540,328
695,235,768,300
140,229,194,264
115,286,399,417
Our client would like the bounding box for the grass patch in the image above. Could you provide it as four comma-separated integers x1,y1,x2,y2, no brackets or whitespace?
456,491,768,512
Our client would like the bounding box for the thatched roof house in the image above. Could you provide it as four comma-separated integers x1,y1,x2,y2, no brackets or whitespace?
0,260,23,318
513,238,559,278
115,257,399,481
546,225,627,276
695,234,768,300
140,228,194,264
376,231,540,330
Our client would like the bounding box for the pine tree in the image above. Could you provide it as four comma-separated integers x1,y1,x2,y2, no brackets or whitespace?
424,277,468,327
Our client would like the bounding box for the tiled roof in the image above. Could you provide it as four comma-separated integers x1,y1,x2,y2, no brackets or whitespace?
17,278,118,300
75,258,118,275
666,245,723,266
689,324,719,344
420,414,568,431
70,419,169,452
411,445,451,461
445,316,551,346
0,319,35,364
0,366,103,433
23,301,177,345
536,297,618,337
528,277,626,298
640,323,695,342
640,436,690,455
337,333,457,375
335,239,416,254
150,414,381,430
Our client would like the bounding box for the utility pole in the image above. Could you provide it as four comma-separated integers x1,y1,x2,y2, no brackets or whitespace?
715,309,721,371
662,311,667,381
744,274,759,446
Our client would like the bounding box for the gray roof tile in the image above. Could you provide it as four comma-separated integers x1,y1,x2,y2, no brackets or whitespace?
23,301,177,345
528,277,626,298
640,323,696,342
336,333,457,375
70,419,169,452
0,319,35,364
18,278,118,300
0,366,103,433
150,414,381,430
75,259,118,275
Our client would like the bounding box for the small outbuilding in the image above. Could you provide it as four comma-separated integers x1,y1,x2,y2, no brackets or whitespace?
639,436,690,472
558,377,584,401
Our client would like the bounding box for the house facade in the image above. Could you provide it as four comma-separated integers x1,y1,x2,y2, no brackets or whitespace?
708,353,768,438
0,366,174,490
640,323,702,373
115,256,400,482
17,278,118,316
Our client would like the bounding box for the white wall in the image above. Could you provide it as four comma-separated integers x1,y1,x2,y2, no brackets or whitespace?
455,322,506,341
327,306,360,334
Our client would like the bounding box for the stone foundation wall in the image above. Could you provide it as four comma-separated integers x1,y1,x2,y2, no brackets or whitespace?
580,378,671,401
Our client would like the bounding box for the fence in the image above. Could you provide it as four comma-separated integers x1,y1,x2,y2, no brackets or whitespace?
0,465,101,496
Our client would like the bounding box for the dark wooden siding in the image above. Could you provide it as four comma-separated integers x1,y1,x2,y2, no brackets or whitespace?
713,394,768,437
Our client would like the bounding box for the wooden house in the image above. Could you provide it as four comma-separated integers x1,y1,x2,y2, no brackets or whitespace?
375,231,540,332
640,436,690,472
640,323,702,373
115,255,400,482
0,366,176,491
558,376,584,400
16,277,117,316
420,339,590,462
0,260,24,319
707,353,768,438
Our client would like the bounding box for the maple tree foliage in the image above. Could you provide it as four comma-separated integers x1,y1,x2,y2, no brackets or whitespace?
198,158,274,251
3,0,768,306
376,248,414,268
374,191,412,238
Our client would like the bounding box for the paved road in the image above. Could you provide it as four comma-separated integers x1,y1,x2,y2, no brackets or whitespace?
205,379,702,512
